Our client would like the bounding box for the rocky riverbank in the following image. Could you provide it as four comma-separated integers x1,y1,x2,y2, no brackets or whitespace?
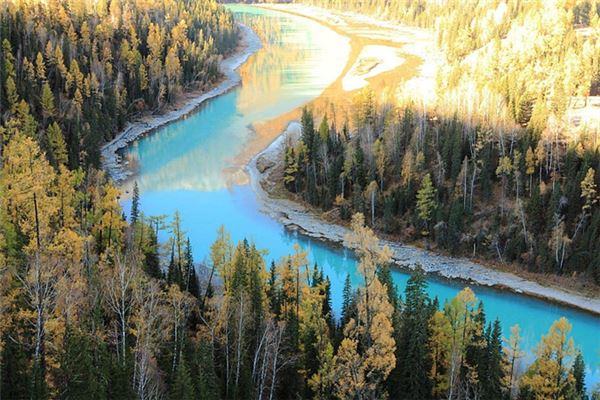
248,121,600,316
101,24,262,183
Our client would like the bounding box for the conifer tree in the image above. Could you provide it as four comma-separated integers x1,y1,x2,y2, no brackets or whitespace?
130,181,140,224
572,351,587,400
47,122,68,166
482,319,504,400
40,82,56,124
416,173,437,236
396,266,433,399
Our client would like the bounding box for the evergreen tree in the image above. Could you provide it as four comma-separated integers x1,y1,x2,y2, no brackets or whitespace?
170,357,195,400
482,319,504,400
144,226,162,279
60,326,109,399
193,341,220,400
340,274,354,329
267,261,281,317
572,352,587,400
396,266,432,399
416,173,437,236
47,122,68,167
130,181,140,224
301,107,315,160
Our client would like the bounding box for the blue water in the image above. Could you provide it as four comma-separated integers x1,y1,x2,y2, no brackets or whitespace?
121,5,600,389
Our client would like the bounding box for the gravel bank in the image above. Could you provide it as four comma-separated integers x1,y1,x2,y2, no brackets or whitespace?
248,122,600,316
101,24,262,182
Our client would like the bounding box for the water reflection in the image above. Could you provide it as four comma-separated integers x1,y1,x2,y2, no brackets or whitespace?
124,6,350,193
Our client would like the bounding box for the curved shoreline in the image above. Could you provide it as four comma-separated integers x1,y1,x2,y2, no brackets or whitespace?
247,122,600,317
101,24,262,183
100,7,600,317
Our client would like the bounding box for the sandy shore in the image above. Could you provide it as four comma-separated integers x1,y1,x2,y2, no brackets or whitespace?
101,24,262,183
247,123,600,316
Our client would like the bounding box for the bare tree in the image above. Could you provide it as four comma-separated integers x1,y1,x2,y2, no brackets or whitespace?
101,252,139,364
132,279,167,400
17,252,65,385
252,320,292,400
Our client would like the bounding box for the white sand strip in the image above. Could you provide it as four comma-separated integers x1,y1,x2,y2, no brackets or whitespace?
342,45,404,91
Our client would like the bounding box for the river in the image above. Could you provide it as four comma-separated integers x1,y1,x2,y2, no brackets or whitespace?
119,5,600,388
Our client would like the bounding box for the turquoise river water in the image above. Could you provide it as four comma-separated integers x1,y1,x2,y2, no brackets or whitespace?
121,5,600,388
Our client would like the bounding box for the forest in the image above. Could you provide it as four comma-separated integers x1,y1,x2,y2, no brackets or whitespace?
0,0,599,399
0,0,238,168
281,0,600,287
0,136,594,398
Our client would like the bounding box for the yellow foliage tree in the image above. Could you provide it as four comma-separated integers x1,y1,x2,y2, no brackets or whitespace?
520,317,576,399
2,132,59,252
337,213,395,399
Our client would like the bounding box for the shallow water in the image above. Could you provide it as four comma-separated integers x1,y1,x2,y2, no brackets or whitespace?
122,5,600,388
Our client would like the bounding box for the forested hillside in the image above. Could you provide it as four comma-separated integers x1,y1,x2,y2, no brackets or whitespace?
281,0,600,286
0,0,238,168
290,0,600,131
0,143,592,398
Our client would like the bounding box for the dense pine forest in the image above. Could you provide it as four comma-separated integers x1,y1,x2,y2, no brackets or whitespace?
0,0,599,399
281,0,600,286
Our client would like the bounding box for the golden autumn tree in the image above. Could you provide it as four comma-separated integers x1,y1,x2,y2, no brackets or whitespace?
207,225,233,306
97,182,126,251
47,122,68,167
520,317,577,399
1,131,89,396
429,309,451,397
336,213,395,399
2,132,59,252
299,280,333,397
334,337,365,399
443,287,480,400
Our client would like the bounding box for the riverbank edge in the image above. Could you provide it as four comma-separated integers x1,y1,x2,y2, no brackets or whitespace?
247,121,600,317
101,24,262,182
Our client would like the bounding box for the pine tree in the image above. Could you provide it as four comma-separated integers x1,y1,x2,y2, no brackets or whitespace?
482,319,504,400
130,181,140,224
301,107,315,161
340,274,354,330
396,266,433,399
183,238,199,297
267,261,281,317
571,351,586,400
193,341,219,400
47,122,68,166
40,82,56,124
60,326,109,399
416,173,437,235
143,226,162,279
